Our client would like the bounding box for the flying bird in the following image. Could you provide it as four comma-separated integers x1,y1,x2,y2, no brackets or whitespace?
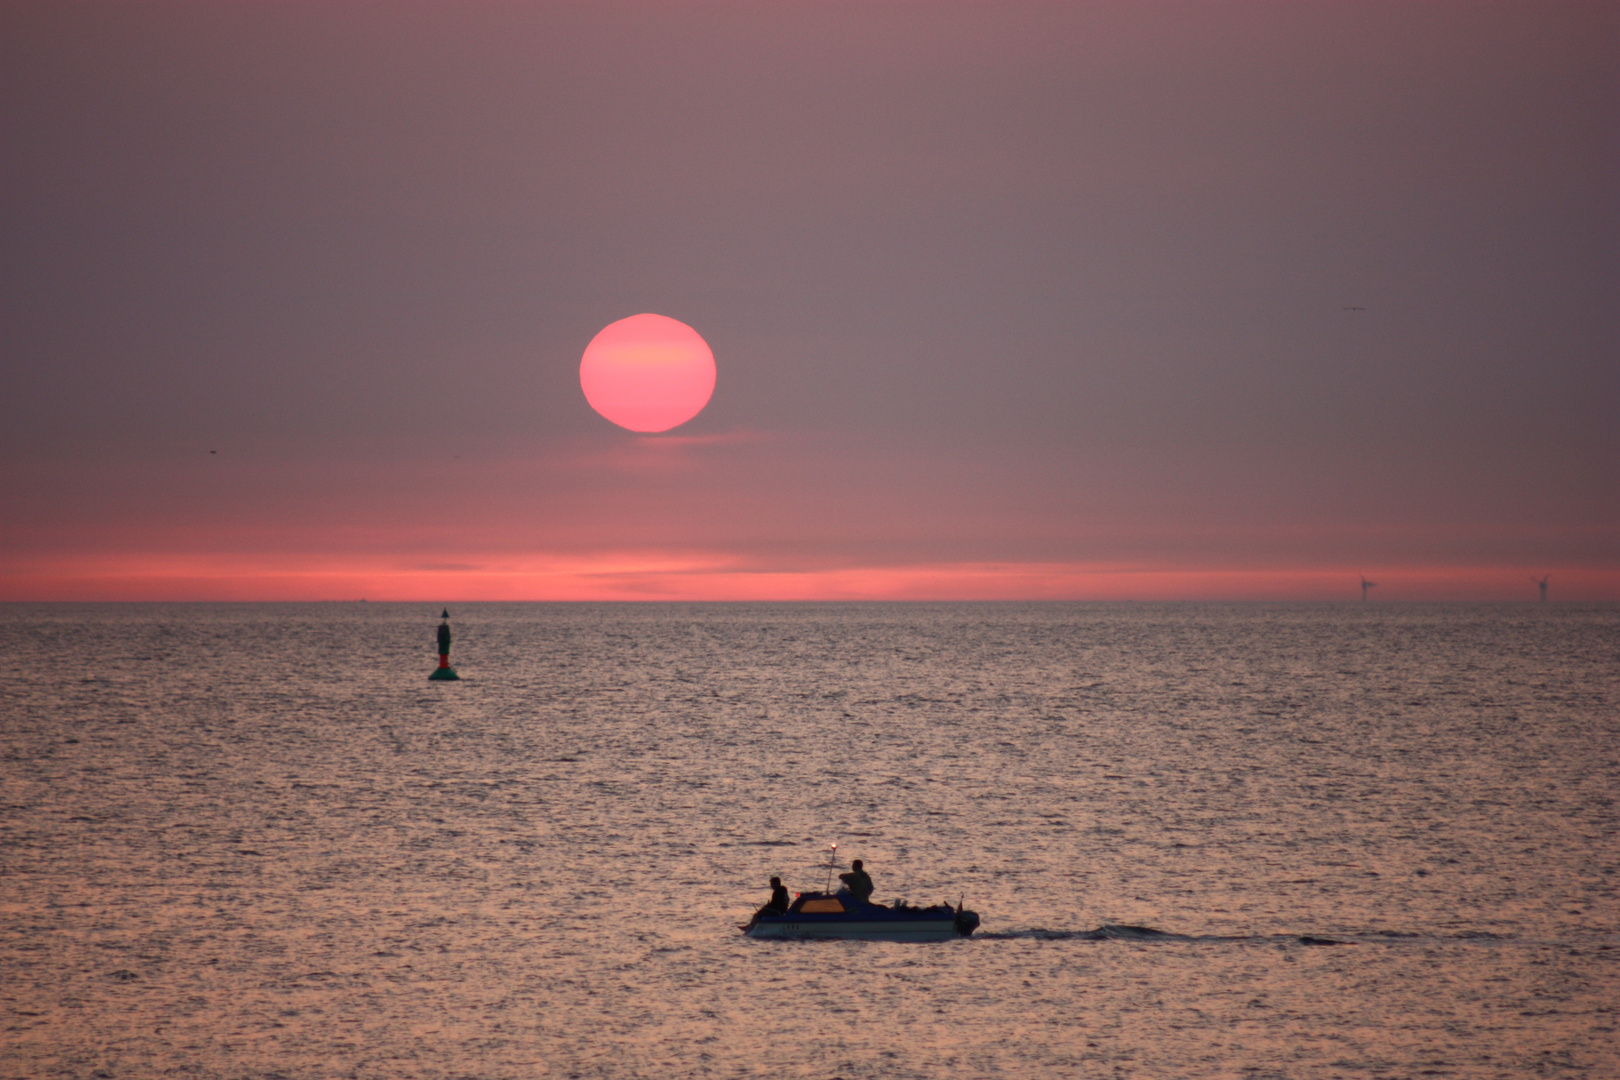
1343,306,1366,311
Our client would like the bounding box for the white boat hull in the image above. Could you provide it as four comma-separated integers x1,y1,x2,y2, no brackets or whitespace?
744,918,962,942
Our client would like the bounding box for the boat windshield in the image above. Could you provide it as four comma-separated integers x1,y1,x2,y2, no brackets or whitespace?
799,897,844,914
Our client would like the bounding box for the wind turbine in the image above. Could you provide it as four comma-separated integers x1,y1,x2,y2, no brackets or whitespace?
1533,575,1549,602
1360,576,1377,601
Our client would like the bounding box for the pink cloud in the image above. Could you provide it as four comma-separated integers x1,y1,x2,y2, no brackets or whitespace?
5,548,1613,602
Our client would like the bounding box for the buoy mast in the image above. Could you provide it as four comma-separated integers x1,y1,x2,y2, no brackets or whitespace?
429,608,460,681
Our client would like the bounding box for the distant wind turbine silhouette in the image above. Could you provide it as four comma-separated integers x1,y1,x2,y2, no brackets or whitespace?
1533,575,1549,602
1360,576,1377,601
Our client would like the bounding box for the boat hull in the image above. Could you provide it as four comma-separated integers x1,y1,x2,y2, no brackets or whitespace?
742,888,979,941
745,916,964,942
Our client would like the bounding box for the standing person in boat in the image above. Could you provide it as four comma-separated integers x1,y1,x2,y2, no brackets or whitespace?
839,859,875,903
760,876,790,916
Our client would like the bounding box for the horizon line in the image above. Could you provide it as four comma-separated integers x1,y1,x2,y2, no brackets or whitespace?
3,557,1615,604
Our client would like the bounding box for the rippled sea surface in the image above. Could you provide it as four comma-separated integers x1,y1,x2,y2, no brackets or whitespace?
3,602,1617,1079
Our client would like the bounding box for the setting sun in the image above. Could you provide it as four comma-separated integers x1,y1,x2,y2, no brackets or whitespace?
579,313,716,433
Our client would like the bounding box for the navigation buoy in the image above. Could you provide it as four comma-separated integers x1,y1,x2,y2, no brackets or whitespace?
429,608,460,680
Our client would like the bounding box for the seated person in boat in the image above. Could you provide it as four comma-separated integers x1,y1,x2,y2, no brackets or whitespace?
758,876,790,917
838,859,875,903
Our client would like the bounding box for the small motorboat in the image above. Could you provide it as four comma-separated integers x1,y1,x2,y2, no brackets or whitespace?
742,888,980,941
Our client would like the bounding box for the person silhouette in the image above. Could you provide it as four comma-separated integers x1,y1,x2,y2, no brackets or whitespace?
760,876,790,917
839,859,874,903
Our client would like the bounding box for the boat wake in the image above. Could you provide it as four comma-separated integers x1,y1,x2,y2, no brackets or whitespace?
979,925,1361,945
978,924,1196,942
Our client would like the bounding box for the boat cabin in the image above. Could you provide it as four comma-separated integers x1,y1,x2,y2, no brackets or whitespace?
787,893,849,914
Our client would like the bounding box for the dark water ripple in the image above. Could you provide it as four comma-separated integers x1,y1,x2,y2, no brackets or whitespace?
2,601,1616,1078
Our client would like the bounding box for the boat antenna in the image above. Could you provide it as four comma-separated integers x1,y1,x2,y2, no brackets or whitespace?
822,841,839,894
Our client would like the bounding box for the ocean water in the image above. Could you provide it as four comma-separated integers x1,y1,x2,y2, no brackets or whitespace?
2,601,1616,1080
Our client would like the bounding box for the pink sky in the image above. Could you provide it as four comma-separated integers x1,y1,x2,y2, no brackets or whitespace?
2,2,1615,601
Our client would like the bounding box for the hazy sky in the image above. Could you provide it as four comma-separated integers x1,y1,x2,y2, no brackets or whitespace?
3,1,1615,600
